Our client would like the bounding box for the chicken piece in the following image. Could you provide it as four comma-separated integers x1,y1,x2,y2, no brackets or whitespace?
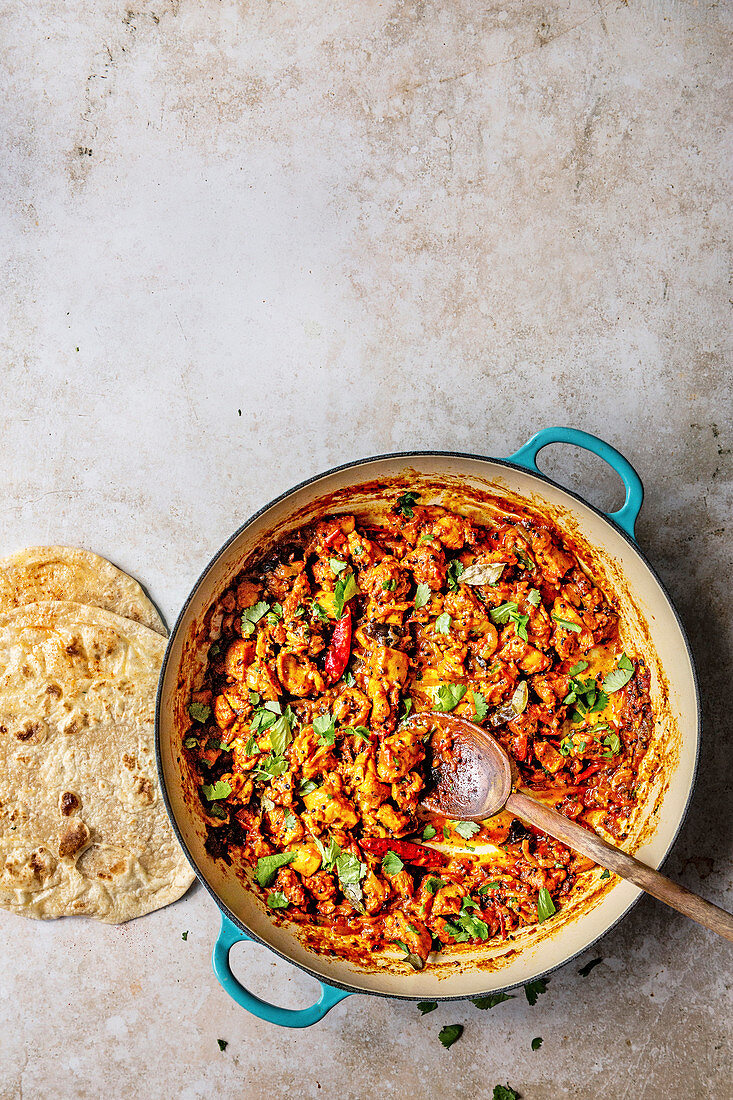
263,559,308,602
332,686,371,728
518,646,551,674
348,750,390,812
224,638,256,681
534,739,565,774
276,651,325,697
306,869,338,905
377,725,425,782
359,558,411,601
236,580,261,610
383,910,432,964
376,801,412,836
391,770,424,814
222,682,253,717
416,506,470,550
245,659,281,700
302,775,359,831
289,842,322,877
362,869,390,914
274,867,308,909
389,869,415,899
404,542,447,590
531,671,568,707
527,528,575,582
265,805,305,846
430,882,464,918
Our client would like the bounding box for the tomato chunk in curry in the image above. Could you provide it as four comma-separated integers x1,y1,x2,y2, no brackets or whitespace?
185,497,653,970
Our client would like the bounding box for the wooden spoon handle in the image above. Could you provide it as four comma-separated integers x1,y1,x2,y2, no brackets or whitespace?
506,790,733,943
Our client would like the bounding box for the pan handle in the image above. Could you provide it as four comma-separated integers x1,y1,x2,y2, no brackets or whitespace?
507,427,644,540
212,913,353,1027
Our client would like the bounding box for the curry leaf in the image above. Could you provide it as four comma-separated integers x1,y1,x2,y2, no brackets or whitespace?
254,850,297,887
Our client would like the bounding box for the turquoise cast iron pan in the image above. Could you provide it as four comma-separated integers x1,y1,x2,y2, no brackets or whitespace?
155,428,700,1027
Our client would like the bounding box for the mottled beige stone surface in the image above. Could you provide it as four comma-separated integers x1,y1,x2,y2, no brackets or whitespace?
1,0,731,1097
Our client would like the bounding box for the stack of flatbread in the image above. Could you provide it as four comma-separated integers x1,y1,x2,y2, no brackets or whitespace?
0,547,194,922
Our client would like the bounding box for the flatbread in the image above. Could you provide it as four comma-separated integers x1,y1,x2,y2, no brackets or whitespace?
0,546,166,634
0,601,194,922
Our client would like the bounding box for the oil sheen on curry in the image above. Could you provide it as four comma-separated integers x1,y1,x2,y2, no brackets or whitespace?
184,495,653,971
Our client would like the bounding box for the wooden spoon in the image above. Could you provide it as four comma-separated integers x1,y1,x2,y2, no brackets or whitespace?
410,711,733,943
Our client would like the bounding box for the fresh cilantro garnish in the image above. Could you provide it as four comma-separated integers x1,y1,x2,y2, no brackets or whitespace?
252,754,289,781
564,673,609,724
422,824,437,841
269,707,296,756
243,734,257,756
396,491,420,518
438,1024,463,1049
569,660,588,675
313,712,336,747
418,1001,437,1015
382,850,404,877
254,850,297,886
578,957,603,977
423,876,445,895
531,1037,543,1051
343,669,355,687
472,992,514,1009
329,558,347,575
524,977,548,1005
600,869,611,880
267,602,283,623
200,780,231,802
551,613,582,633
467,692,487,724
181,931,188,941
443,824,450,840
444,910,489,942
490,601,529,641
382,577,397,591
603,653,634,692
418,532,434,544
183,736,198,749
240,601,270,636
435,612,452,634
188,702,211,724
217,1039,228,1052
401,698,412,719
209,641,221,658
493,1087,519,1100
515,547,535,571
334,572,358,617
266,891,290,909
312,601,329,621
299,778,319,795
343,725,371,744
601,732,622,758
282,810,297,831
454,820,480,840
446,560,465,591
433,683,467,712
414,582,431,609
478,881,499,894
527,588,541,607
536,887,556,923
313,836,341,870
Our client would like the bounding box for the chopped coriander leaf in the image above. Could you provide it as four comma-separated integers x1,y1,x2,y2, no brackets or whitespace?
240,601,270,636
335,851,365,886
492,1087,519,1100
313,712,336,746
603,653,635,692
446,560,465,591
536,887,556,923
531,1037,543,1051
443,825,450,840
490,601,519,625
243,734,256,756
527,588,541,607
414,582,431,609
266,891,290,910
269,708,295,756
569,660,589,675
551,614,582,632
524,977,548,1005
438,1024,463,1049
472,992,513,1009
299,778,319,795
208,803,228,820
435,612,452,634
418,1001,437,1015
248,689,261,705
183,736,198,749
422,824,437,841
283,809,297,830
343,670,355,687
478,881,499,894
329,557,347,574
433,683,467,712
254,850,297,886
382,578,396,591
344,725,371,743
382,850,404,877
312,601,329,621
217,1039,228,1052
401,698,413,719
423,876,446,895
188,701,211,723
600,869,611,880
200,780,231,802
578,957,603,977
396,491,420,518
334,572,358,616
181,931,188,941
454,820,480,840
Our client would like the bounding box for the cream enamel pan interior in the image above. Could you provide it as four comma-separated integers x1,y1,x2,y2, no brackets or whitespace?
157,451,699,1003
